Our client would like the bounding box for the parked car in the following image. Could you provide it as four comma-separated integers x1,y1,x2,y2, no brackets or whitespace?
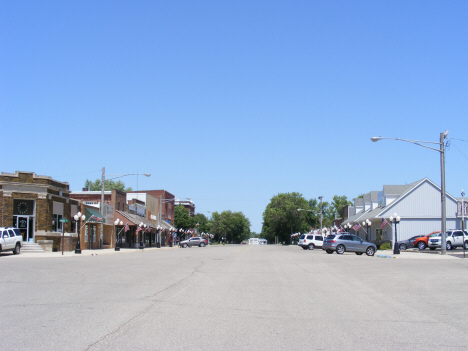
322,233,377,256
413,231,441,250
397,235,425,251
0,227,22,254
298,234,324,250
179,237,208,248
428,230,468,250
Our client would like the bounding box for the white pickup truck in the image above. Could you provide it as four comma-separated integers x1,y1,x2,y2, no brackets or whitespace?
0,227,22,254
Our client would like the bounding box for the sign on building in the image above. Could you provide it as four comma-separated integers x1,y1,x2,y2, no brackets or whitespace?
457,201,468,217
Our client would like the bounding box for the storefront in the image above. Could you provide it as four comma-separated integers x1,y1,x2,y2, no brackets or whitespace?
0,171,80,250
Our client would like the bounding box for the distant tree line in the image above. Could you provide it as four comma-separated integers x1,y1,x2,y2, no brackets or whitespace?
261,192,352,244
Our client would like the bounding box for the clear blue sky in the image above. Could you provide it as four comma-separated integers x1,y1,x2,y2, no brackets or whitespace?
2,1,467,233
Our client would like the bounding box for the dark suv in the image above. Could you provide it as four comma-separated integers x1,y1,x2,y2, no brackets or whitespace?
322,233,376,256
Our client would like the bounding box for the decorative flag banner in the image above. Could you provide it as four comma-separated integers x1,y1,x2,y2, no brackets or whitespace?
136,226,142,233
353,222,361,231
124,223,130,232
381,218,388,229
196,222,199,226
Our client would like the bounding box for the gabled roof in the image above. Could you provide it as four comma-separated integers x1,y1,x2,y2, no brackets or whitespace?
342,209,366,225
383,179,421,196
377,178,458,217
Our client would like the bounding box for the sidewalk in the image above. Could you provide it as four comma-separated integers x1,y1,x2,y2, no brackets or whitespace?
375,249,463,259
2,245,179,258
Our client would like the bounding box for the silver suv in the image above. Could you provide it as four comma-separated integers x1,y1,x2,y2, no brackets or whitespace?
322,233,376,256
428,230,468,250
179,237,208,248
0,227,22,254
298,234,324,250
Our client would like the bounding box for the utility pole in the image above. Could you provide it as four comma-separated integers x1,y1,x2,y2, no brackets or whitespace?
319,196,323,236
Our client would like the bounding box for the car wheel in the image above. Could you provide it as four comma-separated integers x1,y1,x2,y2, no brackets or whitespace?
182,243,187,248
446,241,452,250
200,243,206,247
465,241,468,250
308,243,315,250
430,247,436,250
13,243,20,255
399,243,407,251
326,249,334,254
355,252,363,255
417,241,426,250
366,246,375,256
336,245,345,254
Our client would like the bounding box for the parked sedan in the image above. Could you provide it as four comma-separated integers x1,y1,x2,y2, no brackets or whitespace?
179,237,208,248
397,235,425,251
322,234,377,256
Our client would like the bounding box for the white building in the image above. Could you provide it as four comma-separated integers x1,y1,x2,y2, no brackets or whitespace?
342,178,467,244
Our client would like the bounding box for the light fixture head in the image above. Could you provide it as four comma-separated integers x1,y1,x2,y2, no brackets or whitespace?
396,216,401,222
371,137,382,142
77,212,81,217
74,215,79,221
82,215,86,221
143,173,151,177
120,221,123,225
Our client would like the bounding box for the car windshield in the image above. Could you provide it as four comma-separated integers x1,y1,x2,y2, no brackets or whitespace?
299,235,305,239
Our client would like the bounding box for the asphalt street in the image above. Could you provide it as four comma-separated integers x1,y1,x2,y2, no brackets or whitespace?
1,245,468,351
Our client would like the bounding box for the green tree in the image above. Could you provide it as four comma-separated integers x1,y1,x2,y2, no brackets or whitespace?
193,213,212,234
262,192,317,245
174,205,195,231
331,195,353,218
211,210,250,243
84,179,132,191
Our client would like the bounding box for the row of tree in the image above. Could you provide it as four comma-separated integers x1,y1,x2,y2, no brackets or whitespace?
261,192,352,244
84,179,132,192
174,205,251,243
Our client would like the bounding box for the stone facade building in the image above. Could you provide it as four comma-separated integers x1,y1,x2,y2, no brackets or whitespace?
0,171,80,251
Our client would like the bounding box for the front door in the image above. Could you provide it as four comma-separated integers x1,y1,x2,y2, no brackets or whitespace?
13,216,34,242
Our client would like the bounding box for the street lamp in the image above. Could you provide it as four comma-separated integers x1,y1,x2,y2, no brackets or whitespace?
462,190,466,258
114,219,123,251
371,132,449,254
362,219,371,240
99,168,151,217
389,213,401,254
73,212,86,254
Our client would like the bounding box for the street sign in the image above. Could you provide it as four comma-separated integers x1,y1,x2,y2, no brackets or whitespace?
59,219,68,223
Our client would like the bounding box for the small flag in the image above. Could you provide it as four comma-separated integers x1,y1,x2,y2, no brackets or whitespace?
381,218,388,229
136,226,142,233
124,223,130,232
353,222,361,231
196,222,199,226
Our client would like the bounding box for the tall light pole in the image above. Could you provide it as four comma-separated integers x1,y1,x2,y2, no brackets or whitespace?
371,131,449,255
318,196,323,236
100,168,151,216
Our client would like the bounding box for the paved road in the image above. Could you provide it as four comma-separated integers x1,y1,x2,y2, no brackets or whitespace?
1,245,468,351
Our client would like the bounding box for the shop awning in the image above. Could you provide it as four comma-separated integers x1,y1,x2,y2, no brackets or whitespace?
85,207,106,223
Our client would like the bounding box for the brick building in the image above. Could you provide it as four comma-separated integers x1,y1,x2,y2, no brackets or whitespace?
0,171,80,251
131,190,175,225
70,189,128,250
